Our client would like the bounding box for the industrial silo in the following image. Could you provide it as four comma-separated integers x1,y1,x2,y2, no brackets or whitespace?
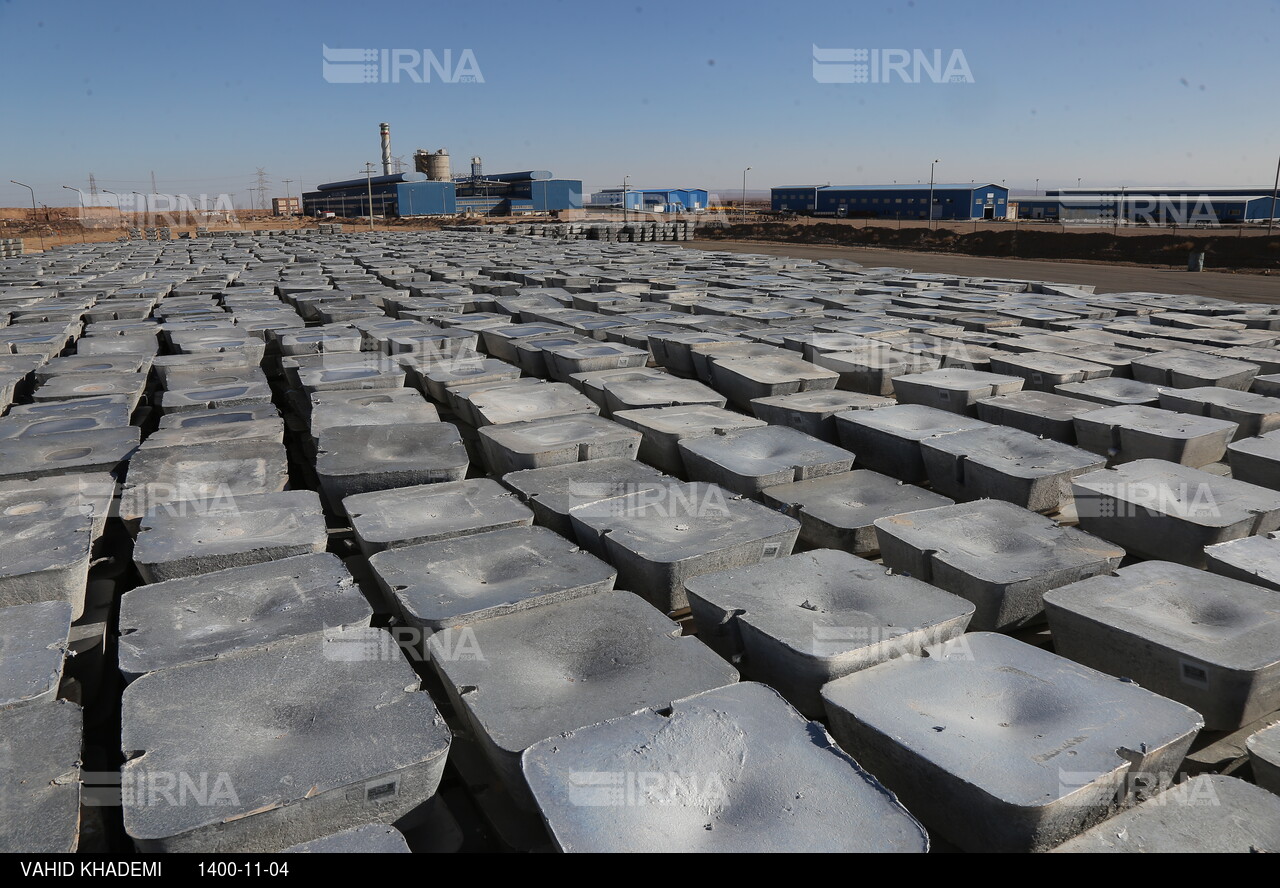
427,149,451,182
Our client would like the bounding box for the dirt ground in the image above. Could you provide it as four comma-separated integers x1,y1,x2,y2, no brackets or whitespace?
742,213,1280,237
685,239,1280,304
696,221,1280,275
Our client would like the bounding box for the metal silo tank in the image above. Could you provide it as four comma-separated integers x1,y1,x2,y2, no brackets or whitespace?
427,149,451,182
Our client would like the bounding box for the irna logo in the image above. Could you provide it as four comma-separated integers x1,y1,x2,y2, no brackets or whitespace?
322,46,484,84
813,46,974,84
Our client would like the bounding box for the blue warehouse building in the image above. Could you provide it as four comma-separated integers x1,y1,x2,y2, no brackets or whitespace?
589,188,709,212
1018,186,1280,224
772,183,1011,221
303,169,583,218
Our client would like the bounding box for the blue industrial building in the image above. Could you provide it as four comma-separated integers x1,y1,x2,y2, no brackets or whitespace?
1017,186,1280,224
589,188,709,212
454,170,583,216
303,169,583,218
771,183,1011,221
303,173,454,218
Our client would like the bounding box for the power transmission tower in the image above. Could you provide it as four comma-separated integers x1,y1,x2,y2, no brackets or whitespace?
392,155,406,174
88,173,99,203
255,168,270,214
150,171,158,196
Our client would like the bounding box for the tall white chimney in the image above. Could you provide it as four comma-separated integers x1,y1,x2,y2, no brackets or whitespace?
380,122,392,176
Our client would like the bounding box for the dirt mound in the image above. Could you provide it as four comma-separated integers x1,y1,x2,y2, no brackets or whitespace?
697,223,1280,272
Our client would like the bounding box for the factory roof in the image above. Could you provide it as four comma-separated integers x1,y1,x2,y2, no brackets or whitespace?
600,187,707,193
1057,185,1276,192
1035,194,1272,203
819,183,1005,192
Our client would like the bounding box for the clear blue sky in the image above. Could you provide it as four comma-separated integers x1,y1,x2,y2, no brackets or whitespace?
2,0,1278,208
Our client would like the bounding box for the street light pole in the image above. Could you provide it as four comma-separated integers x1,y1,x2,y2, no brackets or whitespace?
363,163,376,231
1035,178,1040,196
60,185,84,245
1269,153,1279,236
9,180,44,251
928,159,939,228
61,185,84,244
741,167,751,224
101,189,121,229
623,175,629,224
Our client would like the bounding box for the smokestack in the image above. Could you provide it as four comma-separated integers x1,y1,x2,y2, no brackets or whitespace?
380,122,392,176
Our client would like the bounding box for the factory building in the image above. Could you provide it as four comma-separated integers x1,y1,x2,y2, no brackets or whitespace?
302,173,457,218
589,188,709,213
454,168,584,216
302,170,584,219
1019,186,1280,224
301,123,584,218
771,183,1011,220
